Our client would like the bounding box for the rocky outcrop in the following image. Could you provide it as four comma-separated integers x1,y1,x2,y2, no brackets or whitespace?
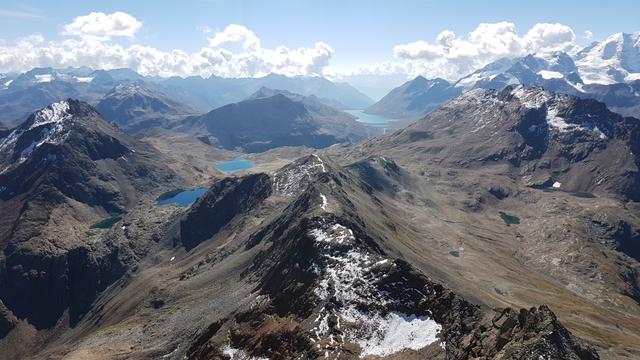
0,301,17,338
0,243,130,329
372,86,640,201
178,173,272,250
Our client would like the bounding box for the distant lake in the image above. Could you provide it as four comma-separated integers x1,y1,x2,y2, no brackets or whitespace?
345,109,390,127
157,188,207,207
215,156,254,173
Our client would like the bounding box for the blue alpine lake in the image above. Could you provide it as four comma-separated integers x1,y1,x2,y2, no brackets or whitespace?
215,156,254,173
345,109,390,127
156,188,208,207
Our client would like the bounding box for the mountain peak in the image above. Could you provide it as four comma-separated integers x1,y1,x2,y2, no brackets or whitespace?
248,86,299,101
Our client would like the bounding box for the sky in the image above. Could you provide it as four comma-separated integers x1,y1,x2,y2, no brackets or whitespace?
0,0,639,85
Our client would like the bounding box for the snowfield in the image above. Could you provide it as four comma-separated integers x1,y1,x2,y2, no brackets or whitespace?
308,220,442,358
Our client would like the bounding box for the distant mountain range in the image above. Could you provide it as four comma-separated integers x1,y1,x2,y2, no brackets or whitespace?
367,32,640,120
0,68,373,126
176,87,373,152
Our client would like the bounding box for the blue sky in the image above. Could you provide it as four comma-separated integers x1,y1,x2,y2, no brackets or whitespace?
0,0,638,80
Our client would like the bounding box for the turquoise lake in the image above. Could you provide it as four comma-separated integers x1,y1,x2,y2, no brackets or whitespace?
157,188,207,207
345,109,390,127
215,156,254,173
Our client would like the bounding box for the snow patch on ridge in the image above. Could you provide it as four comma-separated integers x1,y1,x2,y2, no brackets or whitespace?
319,193,328,211
221,344,269,360
0,101,73,171
273,155,328,196
538,70,564,79
308,221,442,357
511,87,609,136
34,74,53,83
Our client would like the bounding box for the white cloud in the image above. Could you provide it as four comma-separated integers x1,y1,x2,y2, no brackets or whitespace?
584,30,594,40
390,22,579,81
208,24,261,50
0,15,334,78
523,23,576,50
63,11,142,38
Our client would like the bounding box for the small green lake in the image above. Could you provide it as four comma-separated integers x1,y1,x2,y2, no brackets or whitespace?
499,212,520,225
90,216,122,229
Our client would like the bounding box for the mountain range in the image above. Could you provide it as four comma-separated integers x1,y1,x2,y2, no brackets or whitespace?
0,83,638,358
0,69,374,127
175,87,373,152
367,32,640,120
1,29,640,360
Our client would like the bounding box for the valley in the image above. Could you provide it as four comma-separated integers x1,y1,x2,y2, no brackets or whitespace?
0,9,639,360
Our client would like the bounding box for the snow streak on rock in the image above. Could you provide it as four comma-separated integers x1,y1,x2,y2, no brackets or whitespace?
511,86,608,137
272,155,327,197
307,221,441,358
0,101,73,171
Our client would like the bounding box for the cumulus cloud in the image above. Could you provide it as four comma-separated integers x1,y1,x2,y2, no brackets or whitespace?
584,30,594,40
0,14,334,78
63,11,142,38
391,22,579,80
208,24,261,50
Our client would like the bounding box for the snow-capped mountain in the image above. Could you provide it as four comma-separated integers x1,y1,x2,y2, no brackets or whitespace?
575,32,640,85
455,51,583,91
370,32,640,120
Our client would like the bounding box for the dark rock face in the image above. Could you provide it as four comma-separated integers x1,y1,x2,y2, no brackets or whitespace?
178,173,272,250
0,300,18,338
0,244,129,329
442,303,599,360
0,100,181,333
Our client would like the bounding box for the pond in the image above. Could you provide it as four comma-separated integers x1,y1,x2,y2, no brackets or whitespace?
156,188,208,207
499,211,520,226
90,216,122,229
345,109,391,127
215,156,254,173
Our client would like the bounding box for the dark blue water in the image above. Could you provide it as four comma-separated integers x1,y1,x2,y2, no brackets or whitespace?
345,109,390,127
215,156,254,173
157,188,207,206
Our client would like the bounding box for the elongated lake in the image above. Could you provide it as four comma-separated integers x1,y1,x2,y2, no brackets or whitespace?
157,188,208,207
215,156,254,173
345,109,390,127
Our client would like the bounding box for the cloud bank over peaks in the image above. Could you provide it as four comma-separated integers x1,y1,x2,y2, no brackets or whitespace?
0,12,334,78
390,22,578,80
